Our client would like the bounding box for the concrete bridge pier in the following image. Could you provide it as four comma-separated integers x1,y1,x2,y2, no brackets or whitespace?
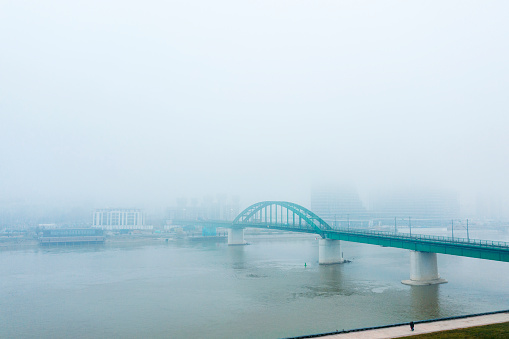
228,228,246,245
318,238,344,265
402,251,447,285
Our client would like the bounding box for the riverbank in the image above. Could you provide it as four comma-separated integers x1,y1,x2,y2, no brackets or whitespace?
404,321,509,338
0,231,312,251
297,311,509,338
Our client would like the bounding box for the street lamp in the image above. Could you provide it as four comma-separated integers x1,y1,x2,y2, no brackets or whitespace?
394,217,407,234
455,219,470,241
467,219,469,241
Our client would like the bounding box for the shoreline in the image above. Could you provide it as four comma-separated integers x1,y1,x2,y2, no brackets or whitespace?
287,310,509,339
0,234,227,251
0,231,316,250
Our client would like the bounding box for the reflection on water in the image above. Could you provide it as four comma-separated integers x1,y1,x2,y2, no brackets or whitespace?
319,264,343,285
410,285,440,319
229,245,247,270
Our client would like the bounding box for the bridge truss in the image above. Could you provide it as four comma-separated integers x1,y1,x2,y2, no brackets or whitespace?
232,201,332,237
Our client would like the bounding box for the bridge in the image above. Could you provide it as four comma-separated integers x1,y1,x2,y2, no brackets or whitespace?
176,201,509,286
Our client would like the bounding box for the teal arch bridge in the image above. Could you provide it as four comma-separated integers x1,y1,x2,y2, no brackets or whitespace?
176,201,509,286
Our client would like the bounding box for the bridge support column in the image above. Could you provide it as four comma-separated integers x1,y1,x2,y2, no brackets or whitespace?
319,239,344,265
402,251,447,286
228,228,245,246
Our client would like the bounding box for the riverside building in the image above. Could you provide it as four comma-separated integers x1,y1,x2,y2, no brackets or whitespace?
92,208,152,230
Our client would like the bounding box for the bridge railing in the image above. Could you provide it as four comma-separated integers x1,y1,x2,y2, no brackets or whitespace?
329,227,509,250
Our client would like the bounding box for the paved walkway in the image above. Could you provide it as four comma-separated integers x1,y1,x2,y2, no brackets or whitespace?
323,312,509,338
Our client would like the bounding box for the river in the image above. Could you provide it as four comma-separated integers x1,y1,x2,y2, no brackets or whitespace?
1,229,509,338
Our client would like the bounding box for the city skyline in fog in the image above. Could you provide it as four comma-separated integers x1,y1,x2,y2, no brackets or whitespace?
1,1,509,219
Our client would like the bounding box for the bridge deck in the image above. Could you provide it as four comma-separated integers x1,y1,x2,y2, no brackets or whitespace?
173,219,509,262
324,228,509,262
231,222,509,262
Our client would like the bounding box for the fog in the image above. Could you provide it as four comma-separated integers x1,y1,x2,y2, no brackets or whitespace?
2,4,509,338
1,1,508,217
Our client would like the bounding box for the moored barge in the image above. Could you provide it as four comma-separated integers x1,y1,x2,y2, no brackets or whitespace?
39,228,105,245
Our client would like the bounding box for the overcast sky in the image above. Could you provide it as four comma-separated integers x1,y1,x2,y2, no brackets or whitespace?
1,1,508,209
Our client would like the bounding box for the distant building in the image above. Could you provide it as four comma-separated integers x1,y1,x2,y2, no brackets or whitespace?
170,195,240,221
475,193,507,221
311,185,369,228
92,209,152,230
369,190,459,227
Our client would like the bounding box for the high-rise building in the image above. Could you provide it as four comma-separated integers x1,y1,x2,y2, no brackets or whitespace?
170,195,240,221
311,185,368,228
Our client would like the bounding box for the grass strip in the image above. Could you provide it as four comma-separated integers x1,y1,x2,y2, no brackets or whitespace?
402,321,509,338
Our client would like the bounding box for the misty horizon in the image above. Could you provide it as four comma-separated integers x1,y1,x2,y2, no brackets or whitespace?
1,1,508,219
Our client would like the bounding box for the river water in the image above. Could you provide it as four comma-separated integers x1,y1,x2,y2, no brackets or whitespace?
2,229,509,338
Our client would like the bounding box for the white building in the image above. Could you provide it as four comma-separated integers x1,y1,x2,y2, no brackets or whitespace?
92,209,152,230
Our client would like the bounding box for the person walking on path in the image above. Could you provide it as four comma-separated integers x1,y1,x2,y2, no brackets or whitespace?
410,321,414,331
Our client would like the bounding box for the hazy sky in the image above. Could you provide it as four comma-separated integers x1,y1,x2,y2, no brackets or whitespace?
1,1,508,208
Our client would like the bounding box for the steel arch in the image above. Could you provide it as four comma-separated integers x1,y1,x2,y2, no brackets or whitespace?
232,201,332,236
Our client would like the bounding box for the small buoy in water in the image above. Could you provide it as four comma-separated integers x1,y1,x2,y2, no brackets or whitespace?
304,263,307,267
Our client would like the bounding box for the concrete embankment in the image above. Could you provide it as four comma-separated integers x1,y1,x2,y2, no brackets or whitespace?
287,310,509,339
